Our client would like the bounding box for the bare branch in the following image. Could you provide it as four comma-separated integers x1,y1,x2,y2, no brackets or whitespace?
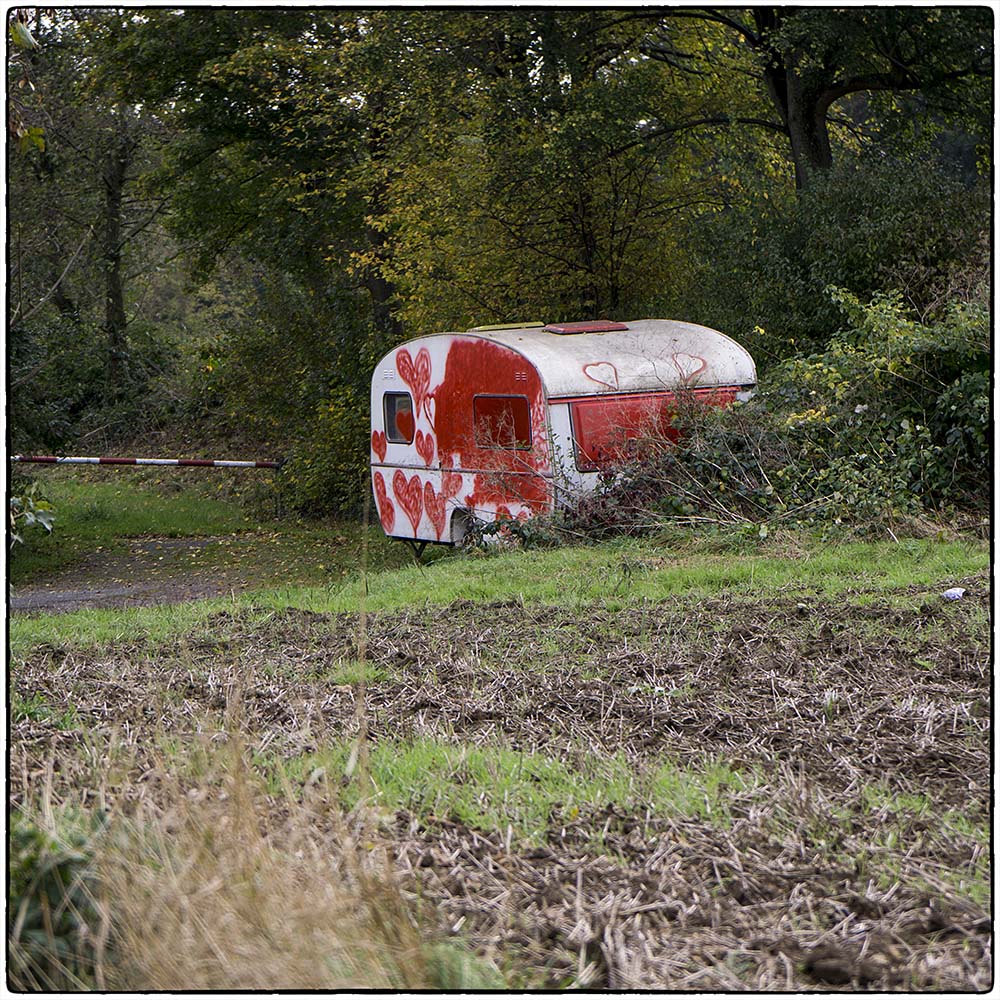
9,224,95,328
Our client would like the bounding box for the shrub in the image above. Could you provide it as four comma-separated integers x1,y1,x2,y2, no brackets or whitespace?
672,155,989,365
192,271,394,516
8,313,182,454
9,480,55,547
8,808,108,990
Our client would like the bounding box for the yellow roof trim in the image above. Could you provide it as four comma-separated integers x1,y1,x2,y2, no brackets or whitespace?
466,322,544,332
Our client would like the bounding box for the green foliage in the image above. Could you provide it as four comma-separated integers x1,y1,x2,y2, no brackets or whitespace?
8,809,107,991
376,12,745,327
8,316,107,450
676,155,989,362
9,481,55,546
470,512,568,551
194,272,391,515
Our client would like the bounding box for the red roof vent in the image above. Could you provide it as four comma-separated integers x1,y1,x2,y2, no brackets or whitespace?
543,320,629,335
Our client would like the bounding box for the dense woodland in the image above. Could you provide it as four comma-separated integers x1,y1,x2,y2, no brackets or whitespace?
8,7,992,528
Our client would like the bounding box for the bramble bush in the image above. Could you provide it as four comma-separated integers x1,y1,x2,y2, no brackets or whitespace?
561,289,989,539
8,809,108,990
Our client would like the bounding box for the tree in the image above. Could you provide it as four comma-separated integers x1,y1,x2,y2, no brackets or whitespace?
655,7,992,188
91,9,402,331
352,10,756,325
8,10,182,445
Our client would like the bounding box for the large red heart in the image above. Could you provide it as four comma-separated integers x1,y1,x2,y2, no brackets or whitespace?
441,469,463,499
371,429,387,463
395,409,415,442
373,472,395,533
393,470,424,532
415,429,435,467
423,481,446,539
396,347,432,409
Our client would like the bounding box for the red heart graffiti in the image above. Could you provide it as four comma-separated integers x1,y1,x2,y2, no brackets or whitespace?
423,481,446,539
393,469,424,532
415,429,435,467
371,429,387,463
373,472,395,533
422,392,436,431
396,347,432,410
583,361,620,391
672,352,708,385
395,409,415,442
441,469,463,499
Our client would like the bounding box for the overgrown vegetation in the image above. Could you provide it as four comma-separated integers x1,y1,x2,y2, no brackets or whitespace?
525,288,990,543
9,762,504,991
8,808,107,990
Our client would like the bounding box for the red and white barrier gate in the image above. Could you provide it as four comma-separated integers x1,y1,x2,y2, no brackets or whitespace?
11,455,281,469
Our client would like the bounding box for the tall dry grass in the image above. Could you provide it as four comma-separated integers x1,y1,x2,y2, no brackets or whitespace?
98,739,447,990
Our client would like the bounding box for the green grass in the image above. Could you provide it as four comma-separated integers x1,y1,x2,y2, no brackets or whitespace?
8,470,987,660
651,759,751,822
9,476,250,582
255,740,988,909
262,534,987,615
10,533,987,658
9,470,414,593
11,692,79,730
253,739,763,844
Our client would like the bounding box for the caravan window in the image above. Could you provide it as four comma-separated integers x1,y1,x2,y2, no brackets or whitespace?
473,395,531,450
384,392,415,443
570,392,677,471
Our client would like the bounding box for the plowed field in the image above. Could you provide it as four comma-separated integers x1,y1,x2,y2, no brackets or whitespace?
11,572,991,990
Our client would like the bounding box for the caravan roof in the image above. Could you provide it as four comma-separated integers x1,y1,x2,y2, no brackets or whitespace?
431,319,756,398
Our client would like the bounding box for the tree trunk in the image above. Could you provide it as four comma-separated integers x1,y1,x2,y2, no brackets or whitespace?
753,11,833,190
783,52,833,189
102,133,130,392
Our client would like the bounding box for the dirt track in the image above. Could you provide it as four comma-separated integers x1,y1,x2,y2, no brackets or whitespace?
9,537,256,613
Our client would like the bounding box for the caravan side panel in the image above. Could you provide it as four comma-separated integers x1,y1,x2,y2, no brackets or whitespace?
371,335,554,542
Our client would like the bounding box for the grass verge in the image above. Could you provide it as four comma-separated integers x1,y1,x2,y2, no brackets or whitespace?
10,533,987,657
8,468,414,589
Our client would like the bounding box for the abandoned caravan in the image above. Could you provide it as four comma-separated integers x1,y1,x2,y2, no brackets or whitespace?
370,319,757,547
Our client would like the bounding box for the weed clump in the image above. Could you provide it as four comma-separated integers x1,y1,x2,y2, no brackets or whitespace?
8,808,110,991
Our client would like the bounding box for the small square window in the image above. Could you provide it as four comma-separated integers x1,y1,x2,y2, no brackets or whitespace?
384,392,415,443
473,395,531,450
